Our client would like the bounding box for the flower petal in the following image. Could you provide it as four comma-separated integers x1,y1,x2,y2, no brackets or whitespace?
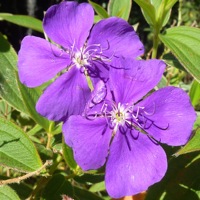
88,17,144,59
108,58,166,103
137,86,196,146
63,116,112,170
105,130,167,198
43,1,94,49
36,67,90,121
18,36,70,87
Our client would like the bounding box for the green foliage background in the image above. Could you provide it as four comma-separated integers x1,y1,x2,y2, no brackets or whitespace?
0,0,200,199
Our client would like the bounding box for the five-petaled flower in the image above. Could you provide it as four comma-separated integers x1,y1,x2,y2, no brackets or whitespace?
18,1,144,121
63,58,196,198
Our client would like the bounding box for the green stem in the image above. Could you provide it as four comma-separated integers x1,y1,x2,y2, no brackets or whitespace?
152,28,159,59
177,0,183,26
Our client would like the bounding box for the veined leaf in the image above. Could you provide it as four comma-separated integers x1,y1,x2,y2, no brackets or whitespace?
0,13,43,32
0,33,27,114
0,118,42,172
0,185,20,200
151,0,172,27
175,129,200,155
108,0,132,21
134,0,156,26
88,1,108,19
159,26,200,82
0,33,50,131
17,81,51,131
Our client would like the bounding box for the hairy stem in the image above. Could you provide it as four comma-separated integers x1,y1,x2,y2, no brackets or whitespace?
0,160,52,186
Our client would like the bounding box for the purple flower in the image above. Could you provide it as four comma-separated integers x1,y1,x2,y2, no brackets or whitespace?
17,1,144,121
63,58,196,198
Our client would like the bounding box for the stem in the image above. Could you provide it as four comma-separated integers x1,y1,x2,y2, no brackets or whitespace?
152,28,159,59
177,0,183,26
46,122,55,149
0,160,51,186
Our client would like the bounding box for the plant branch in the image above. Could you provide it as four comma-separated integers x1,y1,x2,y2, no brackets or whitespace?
0,160,52,186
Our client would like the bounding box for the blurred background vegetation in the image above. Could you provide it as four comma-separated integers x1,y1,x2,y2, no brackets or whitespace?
0,0,200,52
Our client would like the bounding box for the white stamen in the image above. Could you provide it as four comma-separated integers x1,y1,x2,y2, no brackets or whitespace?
110,103,131,127
72,50,89,69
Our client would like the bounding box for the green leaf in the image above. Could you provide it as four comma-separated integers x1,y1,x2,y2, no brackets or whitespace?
108,0,132,21
0,13,43,32
154,0,173,28
175,129,200,155
134,0,156,26
62,140,77,170
43,174,104,200
163,53,186,71
194,112,200,130
88,1,108,19
11,183,32,199
0,118,43,172
94,15,102,23
0,185,20,200
89,181,106,192
146,152,200,200
0,33,27,114
17,82,50,131
189,80,200,108
159,26,200,82
0,34,50,131
27,124,43,136
164,0,178,11
74,173,104,184
157,76,167,88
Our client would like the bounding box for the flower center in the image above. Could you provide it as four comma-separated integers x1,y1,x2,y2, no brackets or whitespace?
110,103,131,128
72,51,89,69
69,41,113,76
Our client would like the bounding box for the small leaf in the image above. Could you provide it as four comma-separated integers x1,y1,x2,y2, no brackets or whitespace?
159,26,200,82
0,118,43,172
134,0,156,26
189,80,200,108
89,181,106,192
0,185,20,200
27,124,43,136
88,1,108,19
0,13,43,32
175,129,200,155
108,0,132,21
